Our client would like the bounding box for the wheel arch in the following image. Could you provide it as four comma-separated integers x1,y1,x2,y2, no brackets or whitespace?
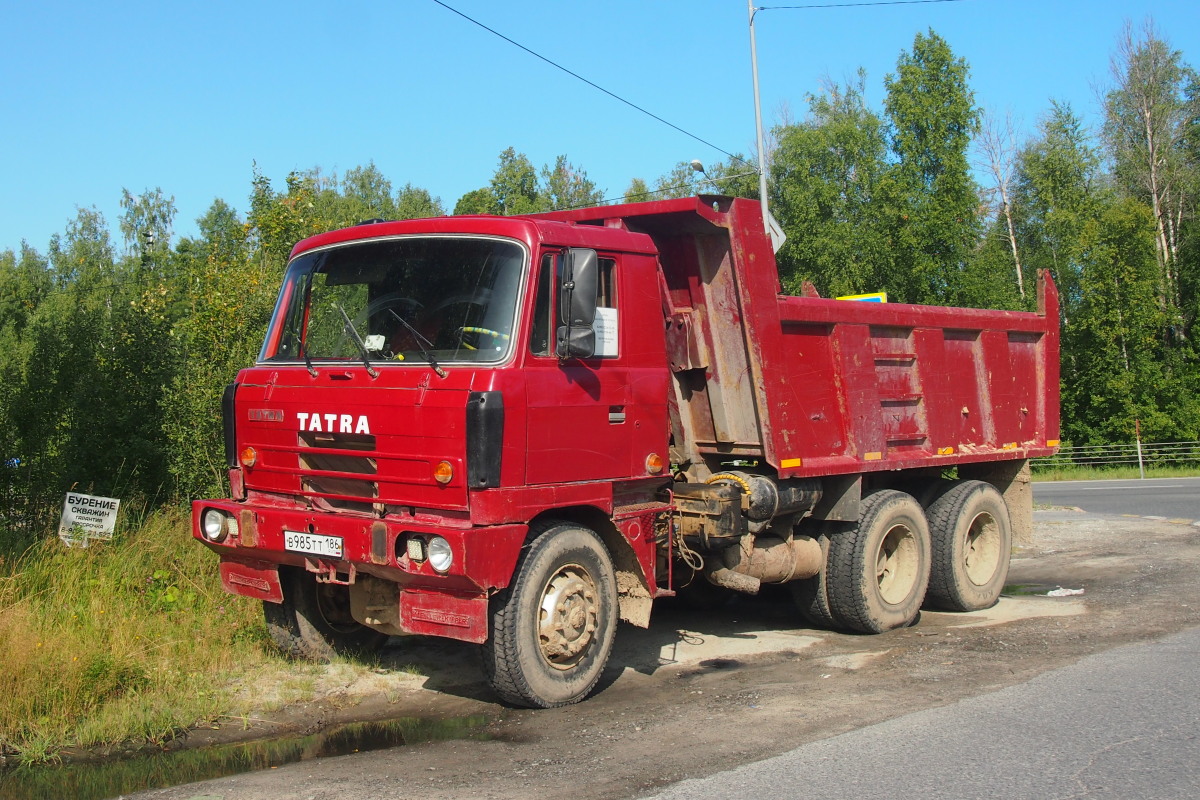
530,504,656,628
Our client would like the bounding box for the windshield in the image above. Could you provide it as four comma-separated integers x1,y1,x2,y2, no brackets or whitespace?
263,236,526,365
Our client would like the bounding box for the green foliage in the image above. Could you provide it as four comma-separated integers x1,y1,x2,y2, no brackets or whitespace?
454,147,604,214
538,154,603,210
772,73,890,297
880,29,981,304
163,198,272,499
491,147,540,215
1061,198,1199,443
1013,102,1102,310
624,177,653,203
395,183,445,219
453,186,499,215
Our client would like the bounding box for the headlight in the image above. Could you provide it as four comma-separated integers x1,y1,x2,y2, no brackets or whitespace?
202,508,228,542
427,536,453,572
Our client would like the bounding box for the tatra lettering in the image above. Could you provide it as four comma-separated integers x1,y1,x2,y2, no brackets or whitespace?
296,411,370,435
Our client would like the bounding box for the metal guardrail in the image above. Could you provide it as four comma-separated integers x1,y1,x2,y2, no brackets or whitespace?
1035,441,1200,472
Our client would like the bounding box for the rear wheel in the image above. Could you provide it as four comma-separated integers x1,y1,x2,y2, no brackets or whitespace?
483,521,618,708
826,490,931,633
790,528,839,629
925,480,1011,611
263,568,387,661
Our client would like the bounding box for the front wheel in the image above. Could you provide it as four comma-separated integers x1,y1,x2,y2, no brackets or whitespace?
482,521,618,708
826,490,931,633
263,568,388,661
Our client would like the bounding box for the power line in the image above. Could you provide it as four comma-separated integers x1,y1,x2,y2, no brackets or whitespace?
429,0,755,171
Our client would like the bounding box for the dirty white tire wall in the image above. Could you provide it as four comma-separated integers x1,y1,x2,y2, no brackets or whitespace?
790,529,839,629
826,490,931,633
924,480,1012,611
483,521,618,708
263,567,388,661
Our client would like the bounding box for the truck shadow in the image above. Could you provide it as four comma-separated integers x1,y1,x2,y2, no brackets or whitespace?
371,589,830,705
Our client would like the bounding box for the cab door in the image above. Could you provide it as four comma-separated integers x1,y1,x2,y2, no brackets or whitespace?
524,251,634,484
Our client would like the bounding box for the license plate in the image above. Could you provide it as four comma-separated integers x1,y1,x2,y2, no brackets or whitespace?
284,531,344,559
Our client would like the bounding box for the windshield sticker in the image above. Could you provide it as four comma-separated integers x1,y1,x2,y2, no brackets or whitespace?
593,307,618,357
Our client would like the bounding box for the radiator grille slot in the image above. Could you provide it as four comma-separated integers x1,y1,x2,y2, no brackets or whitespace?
299,431,376,450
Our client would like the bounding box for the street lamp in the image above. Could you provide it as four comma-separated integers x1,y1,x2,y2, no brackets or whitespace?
748,2,785,252
748,1,770,235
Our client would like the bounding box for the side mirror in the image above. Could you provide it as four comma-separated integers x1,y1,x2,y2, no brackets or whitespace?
556,248,598,359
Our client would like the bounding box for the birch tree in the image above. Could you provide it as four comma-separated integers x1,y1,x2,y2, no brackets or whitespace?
1103,20,1196,329
976,111,1025,297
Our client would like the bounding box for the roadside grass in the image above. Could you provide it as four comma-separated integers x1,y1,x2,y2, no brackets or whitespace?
0,505,279,764
1031,464,1200,481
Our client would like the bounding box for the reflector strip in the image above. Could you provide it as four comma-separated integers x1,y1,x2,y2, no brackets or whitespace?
864,452,883,461
937,447,954,455
780,458,803,468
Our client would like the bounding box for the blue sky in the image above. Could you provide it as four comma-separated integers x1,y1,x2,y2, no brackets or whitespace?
1,0,1197,255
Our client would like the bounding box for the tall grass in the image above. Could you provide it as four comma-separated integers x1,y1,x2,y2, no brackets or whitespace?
0,506,274,764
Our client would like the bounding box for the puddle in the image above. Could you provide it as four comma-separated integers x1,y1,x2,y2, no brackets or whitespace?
0,714,491,800
1003,583,1065,596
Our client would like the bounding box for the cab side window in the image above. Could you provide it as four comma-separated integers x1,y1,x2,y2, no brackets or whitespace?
529,252,617,358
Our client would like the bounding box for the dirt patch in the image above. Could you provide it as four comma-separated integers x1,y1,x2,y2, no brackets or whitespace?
117,511,1200,799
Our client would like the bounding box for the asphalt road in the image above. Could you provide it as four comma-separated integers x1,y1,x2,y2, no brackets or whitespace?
1033,476,1200,520
644,625,1200,800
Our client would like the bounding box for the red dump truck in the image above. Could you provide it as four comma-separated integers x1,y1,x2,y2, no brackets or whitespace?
193,196,1059,708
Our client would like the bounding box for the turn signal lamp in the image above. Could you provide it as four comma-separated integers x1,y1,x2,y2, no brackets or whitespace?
433,461,454,485
239,446,258,469
645,453,664,475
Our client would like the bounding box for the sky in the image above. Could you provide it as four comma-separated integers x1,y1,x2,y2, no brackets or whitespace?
1,0,1198,256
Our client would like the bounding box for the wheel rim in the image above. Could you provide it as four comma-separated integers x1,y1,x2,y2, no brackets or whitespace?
538,564,600,670
963,512,1001,586
875,523,919,605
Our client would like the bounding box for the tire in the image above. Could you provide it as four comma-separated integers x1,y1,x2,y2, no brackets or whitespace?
482,521,618,708
263,568,388,661
826,490,931,634
924,480,1012,611
789,529,839,629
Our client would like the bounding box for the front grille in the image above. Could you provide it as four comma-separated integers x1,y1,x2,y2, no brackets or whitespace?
298,430,378,501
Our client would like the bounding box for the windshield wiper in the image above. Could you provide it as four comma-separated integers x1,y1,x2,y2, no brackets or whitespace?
337,305,379,379
298,272,318,377
388,309,447,378
300,339,318,377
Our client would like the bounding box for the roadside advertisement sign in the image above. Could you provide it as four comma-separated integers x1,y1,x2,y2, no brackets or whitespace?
58,492,121,548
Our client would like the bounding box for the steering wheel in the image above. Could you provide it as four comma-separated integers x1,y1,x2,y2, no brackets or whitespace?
456,325,509,351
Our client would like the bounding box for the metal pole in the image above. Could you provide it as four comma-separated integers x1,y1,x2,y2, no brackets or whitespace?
1135,418,1145,479
748,1,771,237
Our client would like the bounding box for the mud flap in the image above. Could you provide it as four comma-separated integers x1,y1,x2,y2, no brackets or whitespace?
220,558,283,603
400,588,489,643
